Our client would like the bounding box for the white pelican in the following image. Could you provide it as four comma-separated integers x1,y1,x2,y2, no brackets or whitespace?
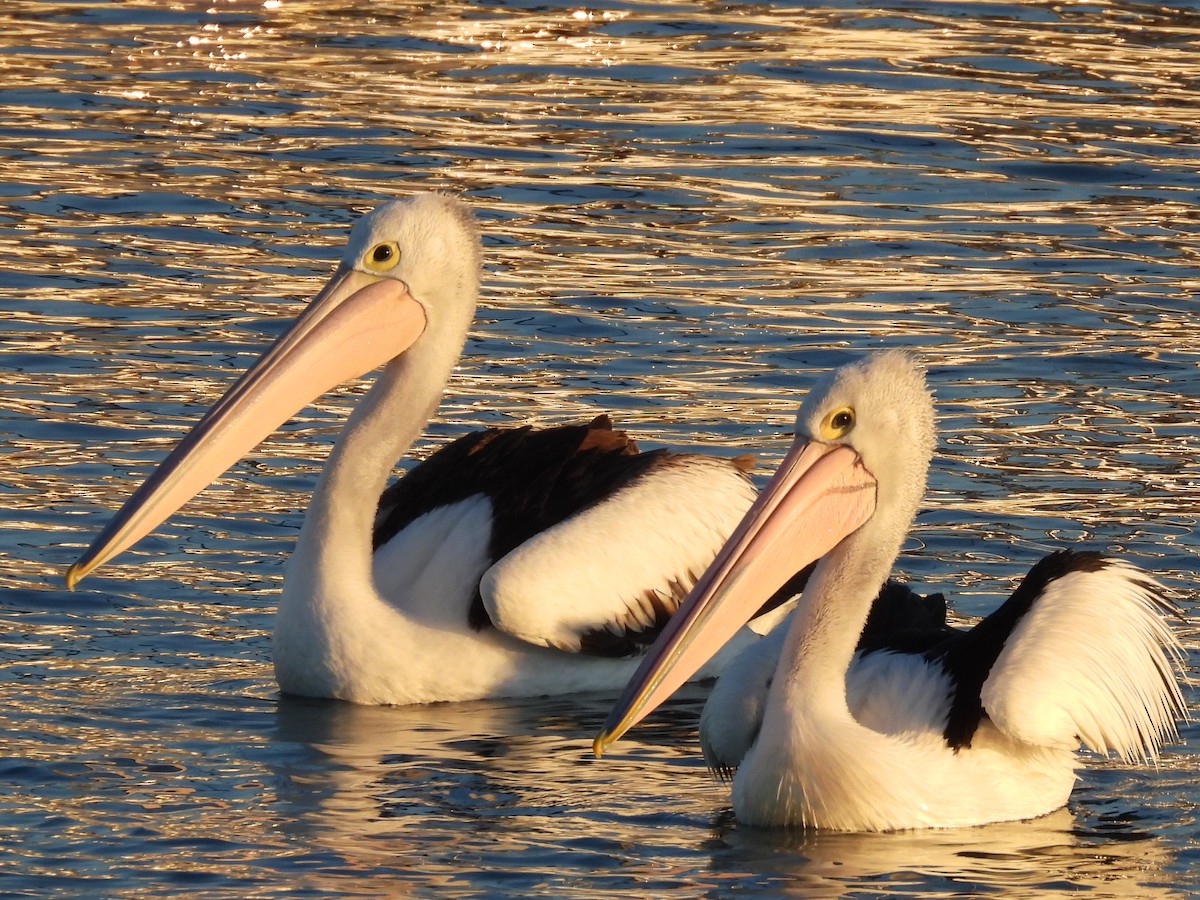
66,193,782,705
594,351,1187,831
64,197,953,707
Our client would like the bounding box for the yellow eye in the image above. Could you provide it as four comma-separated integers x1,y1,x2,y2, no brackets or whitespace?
365,241,401,272
819,406,855,440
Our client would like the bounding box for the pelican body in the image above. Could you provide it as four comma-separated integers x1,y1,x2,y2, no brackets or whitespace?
66,194,779,705
596,352,1187,831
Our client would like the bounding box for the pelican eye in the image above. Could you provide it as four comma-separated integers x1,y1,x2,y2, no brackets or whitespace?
820,406,856,440
365,241,401,272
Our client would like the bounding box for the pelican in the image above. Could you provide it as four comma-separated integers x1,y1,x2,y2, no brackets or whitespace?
63,197,955,708
65,193,799,704
595,351,1187,831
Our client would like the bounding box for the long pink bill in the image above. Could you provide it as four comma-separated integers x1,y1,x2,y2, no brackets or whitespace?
66,268,426,589
593,439,877,755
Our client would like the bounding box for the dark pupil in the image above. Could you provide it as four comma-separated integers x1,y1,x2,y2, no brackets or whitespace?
833,411,852,429
372,245,393,263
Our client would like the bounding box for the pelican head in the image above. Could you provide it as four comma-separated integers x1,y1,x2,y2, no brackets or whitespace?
67,193,480,589
336,193,480,349
594,351,937,753
792,351,935,543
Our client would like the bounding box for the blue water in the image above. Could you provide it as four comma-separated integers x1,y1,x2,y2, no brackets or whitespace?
1,0,1198,895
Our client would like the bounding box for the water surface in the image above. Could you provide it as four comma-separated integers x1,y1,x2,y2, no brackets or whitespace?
1,0,1198,896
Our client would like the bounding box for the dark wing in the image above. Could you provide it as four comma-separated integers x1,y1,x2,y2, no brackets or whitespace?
374,415,772,657
928,550,1186,758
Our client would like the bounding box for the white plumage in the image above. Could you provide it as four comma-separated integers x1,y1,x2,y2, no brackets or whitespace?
597,351,1188,831
981,561,1185,762
484,457,756,652
68,194,774,705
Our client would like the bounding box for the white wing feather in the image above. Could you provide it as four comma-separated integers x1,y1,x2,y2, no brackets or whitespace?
480,457,756,652
981,561,1186,763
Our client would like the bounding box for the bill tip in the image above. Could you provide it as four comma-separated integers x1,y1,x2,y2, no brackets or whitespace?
592,732,609,759
65,563,84,592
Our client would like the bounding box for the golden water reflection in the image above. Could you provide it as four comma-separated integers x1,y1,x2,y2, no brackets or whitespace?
269,697,1189,897
1,0,1198,894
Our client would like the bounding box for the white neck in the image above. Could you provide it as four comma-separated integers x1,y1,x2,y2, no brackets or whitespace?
771,505,909,716
288,344,458,594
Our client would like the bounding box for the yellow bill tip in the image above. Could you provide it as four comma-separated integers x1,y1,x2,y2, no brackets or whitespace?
64,562,86,592
592,732,611,759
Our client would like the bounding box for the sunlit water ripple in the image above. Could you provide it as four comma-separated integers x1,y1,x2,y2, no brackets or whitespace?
1,0,1198,896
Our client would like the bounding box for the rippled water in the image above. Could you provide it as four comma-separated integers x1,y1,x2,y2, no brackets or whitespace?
2,0,1198,895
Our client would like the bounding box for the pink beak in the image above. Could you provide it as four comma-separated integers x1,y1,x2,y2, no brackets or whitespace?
66,267,427,589
594,438,877,755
